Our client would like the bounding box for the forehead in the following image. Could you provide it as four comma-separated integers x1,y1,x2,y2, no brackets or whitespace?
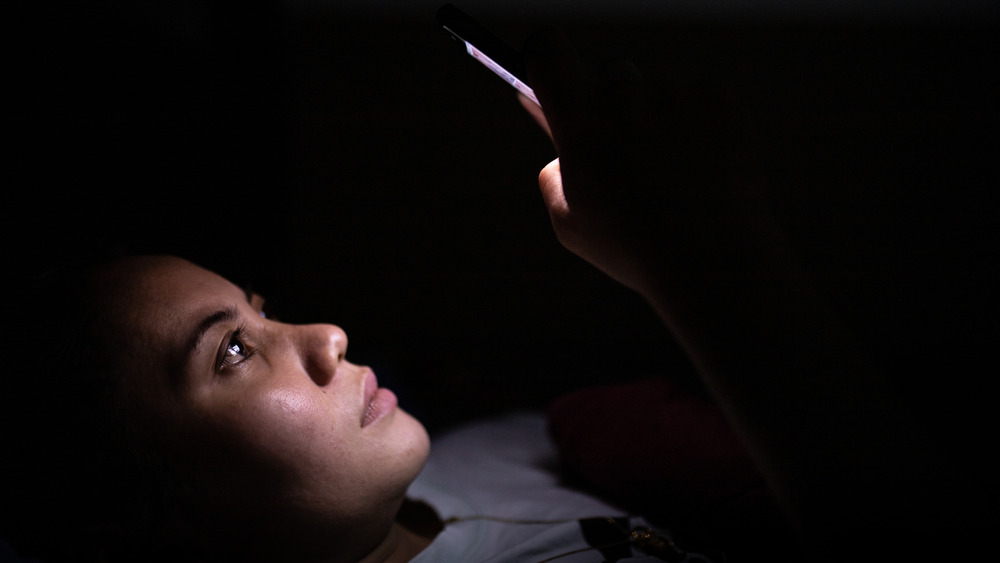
96,255,243,360
104,255,237,315
90,256,246,439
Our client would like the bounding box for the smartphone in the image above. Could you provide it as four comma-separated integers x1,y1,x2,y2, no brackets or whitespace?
436,4,539,106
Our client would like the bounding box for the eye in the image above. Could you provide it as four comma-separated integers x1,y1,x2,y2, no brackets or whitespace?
242,283,275,319
258,299,280,321
247,290,276,321
218,327,253,371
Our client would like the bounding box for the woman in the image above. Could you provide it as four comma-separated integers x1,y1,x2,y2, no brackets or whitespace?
8,247,735,563
0,29,729,563
2,27,982,562
8,253,435,562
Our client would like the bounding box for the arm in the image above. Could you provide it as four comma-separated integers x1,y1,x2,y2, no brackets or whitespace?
520,28,956,554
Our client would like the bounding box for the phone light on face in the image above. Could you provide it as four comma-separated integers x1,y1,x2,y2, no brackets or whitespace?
463,41,540,106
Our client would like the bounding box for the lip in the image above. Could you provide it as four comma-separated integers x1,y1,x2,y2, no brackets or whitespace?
360,368,398,428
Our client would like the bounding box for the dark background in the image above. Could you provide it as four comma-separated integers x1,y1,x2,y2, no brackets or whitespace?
6,0,998,447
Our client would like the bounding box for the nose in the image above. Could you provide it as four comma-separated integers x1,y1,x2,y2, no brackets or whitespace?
295,323,348,386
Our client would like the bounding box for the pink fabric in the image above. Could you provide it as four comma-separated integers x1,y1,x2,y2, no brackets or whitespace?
547,377,784,529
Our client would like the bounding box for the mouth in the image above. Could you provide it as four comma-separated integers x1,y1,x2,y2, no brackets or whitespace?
361,368,398,428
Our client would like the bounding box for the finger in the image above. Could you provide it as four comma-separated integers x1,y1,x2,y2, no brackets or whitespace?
595,59,649,119
518,92,553,142
523,27,591,154
592,58,658,165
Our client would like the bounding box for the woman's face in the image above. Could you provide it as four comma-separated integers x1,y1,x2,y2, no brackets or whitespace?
98,255,430,560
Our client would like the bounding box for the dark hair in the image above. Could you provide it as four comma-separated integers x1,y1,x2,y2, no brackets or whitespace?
1,249,172,562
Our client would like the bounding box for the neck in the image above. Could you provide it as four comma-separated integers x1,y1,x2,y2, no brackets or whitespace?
371,524,433,563
359,500,441,563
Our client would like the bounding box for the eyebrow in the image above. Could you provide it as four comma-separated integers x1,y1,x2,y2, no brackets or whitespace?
185,305,240,360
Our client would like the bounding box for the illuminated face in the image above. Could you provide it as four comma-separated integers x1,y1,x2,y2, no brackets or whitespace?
98,256,429,561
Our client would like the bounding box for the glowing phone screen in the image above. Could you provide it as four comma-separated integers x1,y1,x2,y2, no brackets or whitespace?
463,40,539,106
438,4,540,106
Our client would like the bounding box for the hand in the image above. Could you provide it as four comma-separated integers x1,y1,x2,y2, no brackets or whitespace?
519,29,959,547
520,28,792,304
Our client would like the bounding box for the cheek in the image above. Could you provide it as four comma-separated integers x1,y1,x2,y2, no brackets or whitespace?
248,388,388,509
265,388,319,428
249,388,355,460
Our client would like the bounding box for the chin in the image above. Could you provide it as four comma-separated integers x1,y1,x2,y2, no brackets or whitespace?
400,408,432,463
384,408,431,483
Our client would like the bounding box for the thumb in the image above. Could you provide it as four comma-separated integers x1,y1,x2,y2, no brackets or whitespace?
538,158,569,219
